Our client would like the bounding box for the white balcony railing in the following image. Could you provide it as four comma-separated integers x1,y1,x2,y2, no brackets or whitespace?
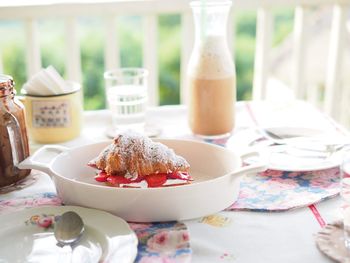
0,0,349,125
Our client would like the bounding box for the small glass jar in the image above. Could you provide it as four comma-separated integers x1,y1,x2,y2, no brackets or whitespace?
0,74,31,187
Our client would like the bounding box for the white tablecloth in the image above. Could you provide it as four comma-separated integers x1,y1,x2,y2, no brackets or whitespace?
11,100,347,262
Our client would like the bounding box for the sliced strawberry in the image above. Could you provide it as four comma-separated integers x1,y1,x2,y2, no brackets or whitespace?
106,175,132,186
94,169,191,188
94,171,109,182
168,171,192,181
131,174,145,183
145,173,167,187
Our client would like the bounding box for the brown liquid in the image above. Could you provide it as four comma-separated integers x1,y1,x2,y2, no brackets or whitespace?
0,77,30,187
189,76,235,136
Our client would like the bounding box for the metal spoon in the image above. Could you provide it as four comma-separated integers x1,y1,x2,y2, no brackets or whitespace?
260,128,348,153
54,211,85,248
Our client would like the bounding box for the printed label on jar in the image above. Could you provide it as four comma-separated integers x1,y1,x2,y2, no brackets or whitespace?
32,100,71,128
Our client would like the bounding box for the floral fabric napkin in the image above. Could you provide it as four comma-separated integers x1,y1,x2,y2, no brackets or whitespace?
227,167,339,211
129,222,191,263
203,137,340,211
0,192,62,214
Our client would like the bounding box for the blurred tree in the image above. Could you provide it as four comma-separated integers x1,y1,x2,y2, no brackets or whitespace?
273,9,294,46
0,9,293,109
119,16,143,68
3,43,26,92
234,11,257,100
0,21,26,92
40,19,65,77
79,19,105,110
158,14,181,105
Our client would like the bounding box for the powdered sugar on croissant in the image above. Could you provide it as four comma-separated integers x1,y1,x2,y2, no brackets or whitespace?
90,132,190,180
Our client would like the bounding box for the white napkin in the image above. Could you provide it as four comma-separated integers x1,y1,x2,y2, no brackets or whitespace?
22,66,73,96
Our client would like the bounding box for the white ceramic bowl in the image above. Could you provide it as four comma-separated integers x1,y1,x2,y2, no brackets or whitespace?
19,139,265,222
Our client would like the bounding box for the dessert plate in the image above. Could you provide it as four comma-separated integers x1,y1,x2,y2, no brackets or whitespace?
248,126,326,148
261,126,324,140
18,139,266,222
265,145,343,171
259,126,349,149
0,206,138,263
315,221,347,262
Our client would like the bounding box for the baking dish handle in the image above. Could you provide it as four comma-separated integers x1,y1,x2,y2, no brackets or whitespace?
17,145,69,175
231,151,267,177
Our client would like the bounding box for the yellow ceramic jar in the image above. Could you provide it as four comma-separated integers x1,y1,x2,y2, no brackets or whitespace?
21,81,83,143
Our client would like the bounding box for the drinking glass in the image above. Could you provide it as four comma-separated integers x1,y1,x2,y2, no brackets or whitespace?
104,68,148,135
341,151,350,249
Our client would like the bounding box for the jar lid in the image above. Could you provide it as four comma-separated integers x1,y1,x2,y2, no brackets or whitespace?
0,74,14,90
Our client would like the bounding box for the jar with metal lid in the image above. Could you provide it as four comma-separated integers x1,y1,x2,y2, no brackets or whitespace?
0,74,31,187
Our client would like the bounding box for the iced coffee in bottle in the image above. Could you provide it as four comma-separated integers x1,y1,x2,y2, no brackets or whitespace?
187,0,235,138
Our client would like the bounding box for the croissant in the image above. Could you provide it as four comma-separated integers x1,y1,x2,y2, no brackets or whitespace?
88,132,191,187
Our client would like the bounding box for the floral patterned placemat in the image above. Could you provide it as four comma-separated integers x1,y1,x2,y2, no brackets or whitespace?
227,167,340,211
0,173,39,195
0,192,62,214
129,221,192,262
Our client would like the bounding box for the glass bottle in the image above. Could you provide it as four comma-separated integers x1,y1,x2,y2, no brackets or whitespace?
0,74,31,187
187,0,236,138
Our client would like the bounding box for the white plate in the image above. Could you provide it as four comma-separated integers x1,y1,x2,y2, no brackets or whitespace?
261,126,350,149
262,126,324,139
246,126,326,148
265,145,343,171
0,206,138,263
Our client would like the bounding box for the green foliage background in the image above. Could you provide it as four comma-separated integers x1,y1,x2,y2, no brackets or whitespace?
0,9,293,109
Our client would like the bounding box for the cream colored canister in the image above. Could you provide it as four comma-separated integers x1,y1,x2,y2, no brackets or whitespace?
21,81,83,143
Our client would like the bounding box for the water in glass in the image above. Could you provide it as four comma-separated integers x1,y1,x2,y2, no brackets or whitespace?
104,68,148,134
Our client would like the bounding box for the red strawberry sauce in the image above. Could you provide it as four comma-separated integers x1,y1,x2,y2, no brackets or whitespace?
94,170,192,188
